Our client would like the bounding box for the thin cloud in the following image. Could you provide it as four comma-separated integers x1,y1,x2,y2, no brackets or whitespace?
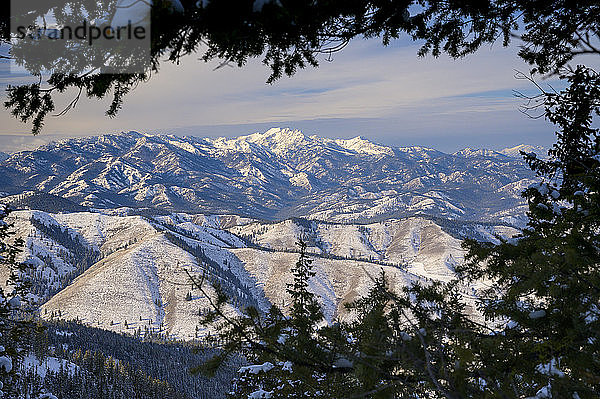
0,37,560,151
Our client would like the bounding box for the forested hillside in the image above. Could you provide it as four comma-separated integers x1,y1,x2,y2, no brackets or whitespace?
19,321,237,399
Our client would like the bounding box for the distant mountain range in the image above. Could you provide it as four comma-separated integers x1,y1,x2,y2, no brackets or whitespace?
0,129,542,225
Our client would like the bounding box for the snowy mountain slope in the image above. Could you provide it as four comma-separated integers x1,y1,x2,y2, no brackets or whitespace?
229,248,419,323
42,231,419,336
51,212,158,255
8,210,101,300
452,148,507,159
3,208,502,339
499,144,546,158
230,217,519,280
7,209,255,307
0,129,535,223
40,232,228,340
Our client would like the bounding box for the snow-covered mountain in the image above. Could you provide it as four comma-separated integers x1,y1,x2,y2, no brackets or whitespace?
0,129,535,225
6,209,516,340
0,129,538,341
499,144,546,158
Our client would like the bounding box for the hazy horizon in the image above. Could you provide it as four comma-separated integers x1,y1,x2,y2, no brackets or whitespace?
0,124,550,155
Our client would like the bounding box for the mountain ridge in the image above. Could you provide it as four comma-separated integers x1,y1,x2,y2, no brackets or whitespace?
6,208,512,339
1,129,535,225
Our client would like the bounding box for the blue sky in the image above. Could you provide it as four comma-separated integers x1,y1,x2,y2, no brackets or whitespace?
0,36,563,153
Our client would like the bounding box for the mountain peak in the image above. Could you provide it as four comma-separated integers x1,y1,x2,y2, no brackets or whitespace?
499,144,546,158
334,136,394,156
453,147,506,158
250,127,305,142
236,128,308,155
